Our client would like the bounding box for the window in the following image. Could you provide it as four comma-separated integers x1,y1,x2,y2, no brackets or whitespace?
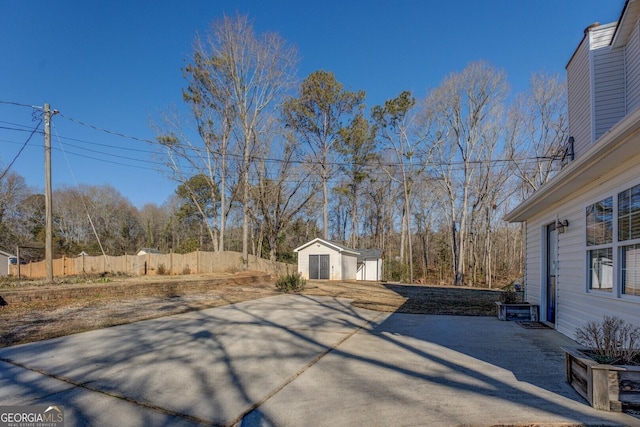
618,185,640,241
622,244,640,296
586,197,613,292
619,183,640,296
589,248,613,291
585,183,640,297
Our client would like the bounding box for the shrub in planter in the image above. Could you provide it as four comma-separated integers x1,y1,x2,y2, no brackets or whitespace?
499,290,519,304
565,316,640,412
275,272,306,293
575,315,640,365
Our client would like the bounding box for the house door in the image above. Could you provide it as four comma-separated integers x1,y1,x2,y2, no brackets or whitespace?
309,255,330,280
546,222,557,324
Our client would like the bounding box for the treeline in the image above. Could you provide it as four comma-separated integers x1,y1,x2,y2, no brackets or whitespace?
0,15,568,287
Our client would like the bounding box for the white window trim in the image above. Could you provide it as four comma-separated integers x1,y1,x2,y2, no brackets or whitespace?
585,176,640,299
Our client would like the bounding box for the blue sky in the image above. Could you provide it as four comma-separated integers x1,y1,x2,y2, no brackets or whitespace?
0,1,625,208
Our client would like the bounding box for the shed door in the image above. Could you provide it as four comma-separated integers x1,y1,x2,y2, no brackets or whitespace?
309,254,330,280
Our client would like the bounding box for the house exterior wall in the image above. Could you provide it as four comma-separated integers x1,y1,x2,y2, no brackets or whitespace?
524,149,640,338
568,24,626,156
627,22,640,112
593,45,626,139
567,37,593,157
512,3,640,341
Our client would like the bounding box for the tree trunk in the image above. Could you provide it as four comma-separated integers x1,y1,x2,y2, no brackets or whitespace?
323,172,329,240
405,191,414,284
400,206,406,263
350,184,358,248
242,128,250,268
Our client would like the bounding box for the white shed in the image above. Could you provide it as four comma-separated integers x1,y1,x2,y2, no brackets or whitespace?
0,250,14,276
356,249,383,281
294,238,359,280
137,248,162,256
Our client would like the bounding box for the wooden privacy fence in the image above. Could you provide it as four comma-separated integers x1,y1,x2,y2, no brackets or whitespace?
9,250,295,279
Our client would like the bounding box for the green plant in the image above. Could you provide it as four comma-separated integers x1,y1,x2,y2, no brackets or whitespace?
575,315,640,364
275,272,306,293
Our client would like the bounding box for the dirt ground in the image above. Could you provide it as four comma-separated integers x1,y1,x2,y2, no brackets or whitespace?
0,273,501,348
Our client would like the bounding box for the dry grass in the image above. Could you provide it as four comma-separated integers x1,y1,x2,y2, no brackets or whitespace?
302,281,501,316
0,276,501,348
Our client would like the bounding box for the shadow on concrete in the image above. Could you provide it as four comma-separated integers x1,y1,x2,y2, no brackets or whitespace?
1,290,638,426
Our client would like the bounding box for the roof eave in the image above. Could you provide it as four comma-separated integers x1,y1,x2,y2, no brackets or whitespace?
293,238,359,255
611,0,639,48
505,106,640,223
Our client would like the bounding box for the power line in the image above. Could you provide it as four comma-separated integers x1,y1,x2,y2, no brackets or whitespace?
56,111,548,169
0,100,42,109
0,125,42,134
53,139,166,166
0,100,563,175
0,120,42,182
50,146,161,172
57,112,157,145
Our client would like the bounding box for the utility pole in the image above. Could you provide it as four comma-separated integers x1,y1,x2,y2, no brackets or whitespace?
44,103,53,282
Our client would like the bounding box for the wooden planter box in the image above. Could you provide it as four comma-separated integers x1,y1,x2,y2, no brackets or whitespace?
495,302,539,321
564,347,640,411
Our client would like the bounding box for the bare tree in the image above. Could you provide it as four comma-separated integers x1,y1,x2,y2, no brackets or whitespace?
423,61,509,286
359,170,396,252
506,72,568,197
158,14,298,265
372,91,419,283
0,170,29,252
138,203,172,252
336,113,378,248
282,70,365,240
174,174,220,251
154,108,225,252
250,128,319,262
52,185,141,256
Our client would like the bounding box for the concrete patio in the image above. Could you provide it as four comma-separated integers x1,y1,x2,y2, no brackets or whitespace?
1,294,639,426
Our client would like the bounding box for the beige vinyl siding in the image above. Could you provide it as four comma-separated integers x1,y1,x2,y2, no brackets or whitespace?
524,220,542,307
627,22,640,112
567,39,592,157
593,45,626,139
555,203,587,337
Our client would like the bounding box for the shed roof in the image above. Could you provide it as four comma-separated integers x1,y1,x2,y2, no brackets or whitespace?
137,248,162,254
293,238,360,256
357,249,383,262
